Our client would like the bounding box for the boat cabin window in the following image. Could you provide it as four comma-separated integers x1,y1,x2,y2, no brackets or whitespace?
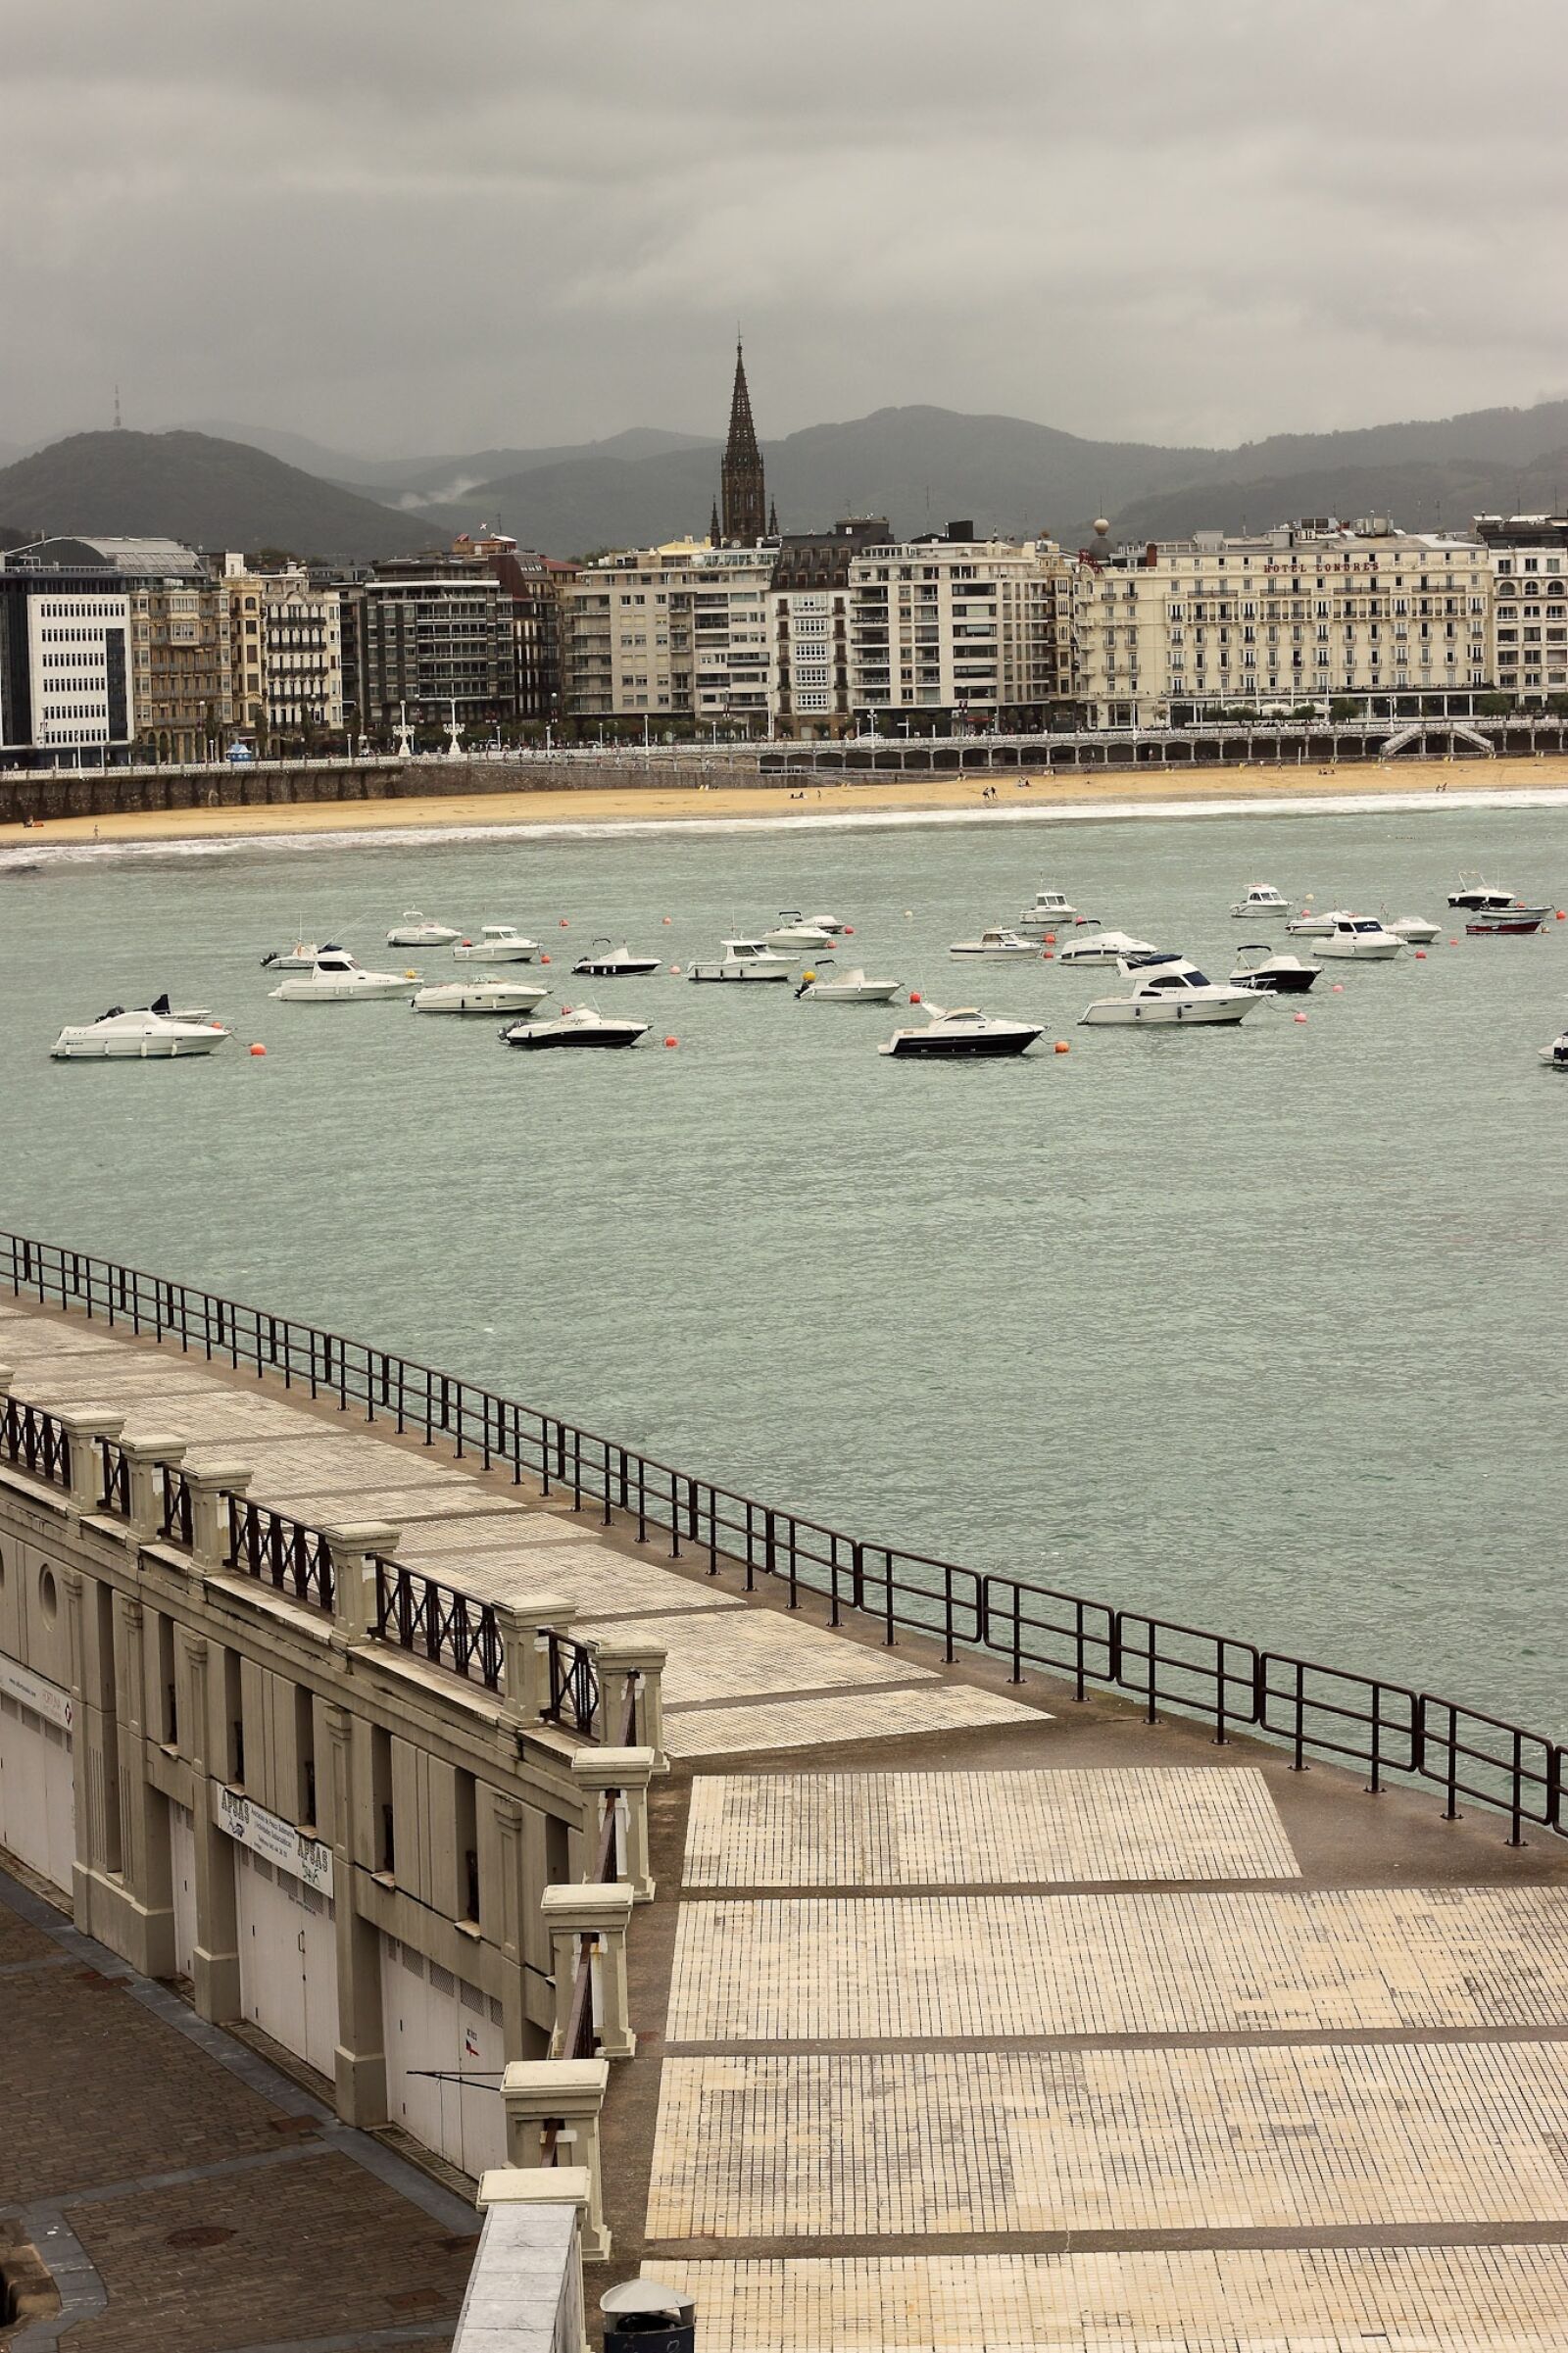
1351,920,1382,933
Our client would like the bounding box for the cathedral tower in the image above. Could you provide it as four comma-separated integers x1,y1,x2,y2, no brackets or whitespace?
719,342,768,545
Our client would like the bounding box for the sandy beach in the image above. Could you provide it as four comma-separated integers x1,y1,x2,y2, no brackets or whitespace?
8,753,1568,850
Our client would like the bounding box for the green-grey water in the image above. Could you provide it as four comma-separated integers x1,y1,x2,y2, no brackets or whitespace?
2,799,1564,1733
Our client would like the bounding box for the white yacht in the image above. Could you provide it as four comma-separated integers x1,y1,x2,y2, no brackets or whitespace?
1313,914,1406,960
879,1004,1042,1057
1231,944,1321,994
452,925,540,963
501,1006,648,1051
765,911,836,952
1079,953,1262,1026
52,1000,229,1060
262,939,342,970
949,928,1041,958
794,962,901,1003
1230,884,1290,918
270,951,419,1002
1540,1032,1568,1071
1015,888,1077,936
686,938,795,982
1054,928,1157,966
1386,914,1441,943
387,909,462,947
571,940,662,977
412,977,550,1015
1285,907,1339,937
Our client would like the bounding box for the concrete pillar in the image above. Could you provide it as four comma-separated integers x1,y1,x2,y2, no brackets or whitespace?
105,1592,175,1977
321,1703,386,2125
592,1637,668,1770
60,1566,90,1927
571,1748,657,1902
324,1521,402,1646
183,1462,252,1573
492,1598,578,1726
501,2060,611,2261
179,1627,240,2022
119,1434,187,1543
53,1408,126,1516
541,1882,636,2060
472,2170,592,2353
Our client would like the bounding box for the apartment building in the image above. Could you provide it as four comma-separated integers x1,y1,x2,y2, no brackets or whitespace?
563,539,774,730
0,547,132,756
346,555,514,731
1474,517,1568,702
1073,518,1493,728
222,556,344,738
845,523,1072,729
769,520,887,739
455,533,574,724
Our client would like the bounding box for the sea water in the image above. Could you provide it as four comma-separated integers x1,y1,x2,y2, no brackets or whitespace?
1,797,1564,1733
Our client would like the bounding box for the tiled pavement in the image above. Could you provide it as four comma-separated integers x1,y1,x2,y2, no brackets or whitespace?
9,1295,1568,2347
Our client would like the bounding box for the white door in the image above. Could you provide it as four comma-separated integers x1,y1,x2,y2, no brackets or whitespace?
298,1885,338,2081
237,1849,307,2058
170,1802,197,1980
0,1691,75,1896
381,1937,506,2177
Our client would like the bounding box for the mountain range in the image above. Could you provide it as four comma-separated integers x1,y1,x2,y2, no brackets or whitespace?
3,398,1568,564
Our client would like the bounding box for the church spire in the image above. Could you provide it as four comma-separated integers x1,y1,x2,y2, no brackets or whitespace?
719,340,766,546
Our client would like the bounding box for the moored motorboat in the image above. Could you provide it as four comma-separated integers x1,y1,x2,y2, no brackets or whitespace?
1448,878,1525,911
1231,944,1321,994
687,937,795,981
1079,952,1262,1026
1055,927,1157,966
765,910,835,952
1465,904,1550,935
949,928,1041,958
1386,914,1441,943
800,912,848,934
262,939,342,970
1313,914,1406,960
1014,888,1078,937
794,962,901,1003
270,951,419,1002
571,939,662,977
1286,907,1339,937
1540,1033,1568,1070
52,999,229,1059
387,908,461,947
453,924,540,962
412,976,550,1015
879,1003,1042,1057
1230,883,1290,918
500,1006,648,1051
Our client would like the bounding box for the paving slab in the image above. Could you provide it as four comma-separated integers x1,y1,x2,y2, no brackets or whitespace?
662,1685,1045,1759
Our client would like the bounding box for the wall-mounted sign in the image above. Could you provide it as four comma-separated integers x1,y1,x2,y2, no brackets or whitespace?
216,1784,333,1896
0,1654,74,1733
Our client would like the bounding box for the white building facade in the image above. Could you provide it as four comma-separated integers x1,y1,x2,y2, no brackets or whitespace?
846,530,1071,728
24,591,133,751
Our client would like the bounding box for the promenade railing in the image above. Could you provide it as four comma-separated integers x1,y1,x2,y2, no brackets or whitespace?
4,1228,1559,1844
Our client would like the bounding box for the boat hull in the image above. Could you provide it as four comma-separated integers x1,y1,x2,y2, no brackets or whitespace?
572,959,661,977
1466,914,1546,936
883,1030,1040,1056
503,1027,646,1050
802,984,901,1002
1079,998,1257,1025
52,1033,224,1059
453,942,537,962
1234,969,1318,994
687,965,792,982
1312,937,1403,959
413,987,548,1014
270,980,415,1001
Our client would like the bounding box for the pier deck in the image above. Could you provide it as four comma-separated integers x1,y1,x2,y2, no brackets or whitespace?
3,1287,1567,2349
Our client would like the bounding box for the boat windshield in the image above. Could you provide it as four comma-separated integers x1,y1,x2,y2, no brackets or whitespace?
1351,920,1383,933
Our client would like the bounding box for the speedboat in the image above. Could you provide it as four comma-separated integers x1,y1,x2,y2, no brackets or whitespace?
800,912,848,935
52,999,229,1059
795,962,901,1003
1386,914,1441,943
1313,914,1406,960
413,977,550,1015
687,938,795,981
571,940,662,977
1014,888,1078,936
270,951,419,1002
501,1006,647,1051
387,909,461,947
1448,879,1525,911
453,924,540,962
1286,907,1338,937
1465,903,1550,935
949,929,1041,958
262,939,342,970
879,1003,1042,1057
1540,1033,1568,1071
1055,928,1157,966
1230,884,1290,918
1079,952,1262,1026
765,911,835,952
1231,944,1321,994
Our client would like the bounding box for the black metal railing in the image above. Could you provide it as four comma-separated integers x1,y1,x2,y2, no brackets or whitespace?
98,1437,130,1519
542,1631,600,1739
371,1558,502,1691
159,1463,193,1548
225,1495,334,1613
4,1227,1562,1844
0,1397,71,1490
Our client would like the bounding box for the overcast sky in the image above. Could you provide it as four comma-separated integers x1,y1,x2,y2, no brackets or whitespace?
5,0,1567,462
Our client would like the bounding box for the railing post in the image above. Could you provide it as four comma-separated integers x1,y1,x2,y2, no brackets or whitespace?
492,1600,578,1726
183,1463,253,1572
324,1522,403,1645
592,1638,668,1771
53,1406,126,1515
571,1748,656,1901
469,2172,593,2353
119,1434,187,1542
541,1884,637,2059
501,2062,611,2262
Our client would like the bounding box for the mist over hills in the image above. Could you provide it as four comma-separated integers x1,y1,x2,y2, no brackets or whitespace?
4,398,1568,564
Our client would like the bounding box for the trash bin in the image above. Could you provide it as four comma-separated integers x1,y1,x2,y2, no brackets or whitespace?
602,2277,697,2350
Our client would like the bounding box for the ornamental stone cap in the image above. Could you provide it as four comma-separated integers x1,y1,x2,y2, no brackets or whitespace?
51,1402,126,1430
502,2057,609,2098
490,1594,577,1625
591,1636,668,1669
477,2164,591,2210
321,1520,401,1549
571,1744,656,1791
181,1459,255,1490
116,1432,189,1459
540,1881,636,1929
